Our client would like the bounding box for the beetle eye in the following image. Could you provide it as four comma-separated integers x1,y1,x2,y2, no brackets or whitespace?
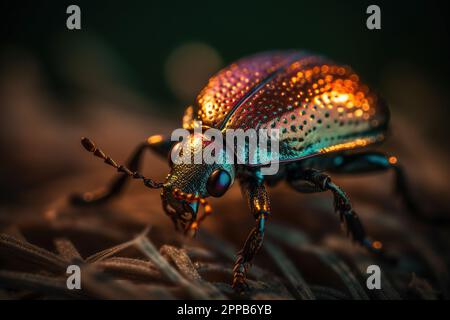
207,169,231,197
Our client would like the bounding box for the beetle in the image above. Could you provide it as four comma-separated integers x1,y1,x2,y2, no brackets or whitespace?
72,50,421,290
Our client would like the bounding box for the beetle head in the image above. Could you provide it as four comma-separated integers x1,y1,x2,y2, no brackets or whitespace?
161,132,235,236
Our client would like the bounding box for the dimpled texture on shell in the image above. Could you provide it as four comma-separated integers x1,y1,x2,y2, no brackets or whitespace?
195,51,389,164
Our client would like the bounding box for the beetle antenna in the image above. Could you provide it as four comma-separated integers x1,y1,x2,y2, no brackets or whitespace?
80,137,163,189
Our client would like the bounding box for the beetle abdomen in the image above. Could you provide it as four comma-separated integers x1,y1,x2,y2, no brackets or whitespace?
195,51,389,164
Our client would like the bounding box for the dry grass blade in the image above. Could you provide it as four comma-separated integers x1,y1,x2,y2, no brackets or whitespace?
2,226,27,242
0,270,82,298
80,264,157,299
0,233,67,273
308,247,369,300
160,245,227,299
266,223,369,300
93,257,163,282
264,239,315,300
133,232,212,299
183,245,217,261
160,245,202,281
54,238,83,262
86,239,136,263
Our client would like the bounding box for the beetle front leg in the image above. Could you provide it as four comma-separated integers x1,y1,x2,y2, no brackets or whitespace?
232,175,270,291
71,135,172,205
298,169,382,254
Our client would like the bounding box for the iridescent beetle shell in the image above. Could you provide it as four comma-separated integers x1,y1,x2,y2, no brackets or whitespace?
195,51,389,164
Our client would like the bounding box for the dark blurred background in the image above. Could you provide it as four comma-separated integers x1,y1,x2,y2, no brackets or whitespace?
0,0,449,205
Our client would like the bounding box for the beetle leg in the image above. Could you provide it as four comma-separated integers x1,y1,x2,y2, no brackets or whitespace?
71,135,172,205
325,152,449,224
298,169,383,254
232,175,270,291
